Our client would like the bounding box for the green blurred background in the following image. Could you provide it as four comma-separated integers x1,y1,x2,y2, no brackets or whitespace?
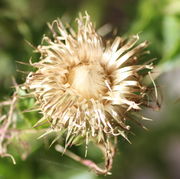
0,0,180,178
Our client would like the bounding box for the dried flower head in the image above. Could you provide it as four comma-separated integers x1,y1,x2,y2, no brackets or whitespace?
24,12,156,174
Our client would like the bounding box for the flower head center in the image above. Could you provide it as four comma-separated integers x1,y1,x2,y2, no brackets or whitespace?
68,64,106,99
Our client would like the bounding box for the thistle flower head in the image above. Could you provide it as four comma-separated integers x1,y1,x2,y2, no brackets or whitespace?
25,12,154,159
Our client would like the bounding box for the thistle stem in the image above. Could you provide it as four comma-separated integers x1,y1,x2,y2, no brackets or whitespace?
55,141,116,175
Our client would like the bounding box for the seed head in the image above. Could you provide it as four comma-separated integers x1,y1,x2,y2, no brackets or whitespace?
25,12,154,156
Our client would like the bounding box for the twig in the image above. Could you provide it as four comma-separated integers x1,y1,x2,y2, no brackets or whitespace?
55,140,116,175
0,101,12,107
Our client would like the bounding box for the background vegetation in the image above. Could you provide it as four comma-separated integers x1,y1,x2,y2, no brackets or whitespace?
0,0,180,178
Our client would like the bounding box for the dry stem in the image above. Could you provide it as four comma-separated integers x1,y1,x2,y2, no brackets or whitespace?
55,139,116,175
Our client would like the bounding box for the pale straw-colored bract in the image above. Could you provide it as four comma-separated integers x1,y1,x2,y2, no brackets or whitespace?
25,12,155,170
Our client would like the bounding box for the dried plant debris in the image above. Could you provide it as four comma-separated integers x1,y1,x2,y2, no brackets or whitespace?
0,81,33,164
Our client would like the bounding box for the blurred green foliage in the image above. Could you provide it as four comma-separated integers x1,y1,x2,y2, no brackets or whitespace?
0,0,180,178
